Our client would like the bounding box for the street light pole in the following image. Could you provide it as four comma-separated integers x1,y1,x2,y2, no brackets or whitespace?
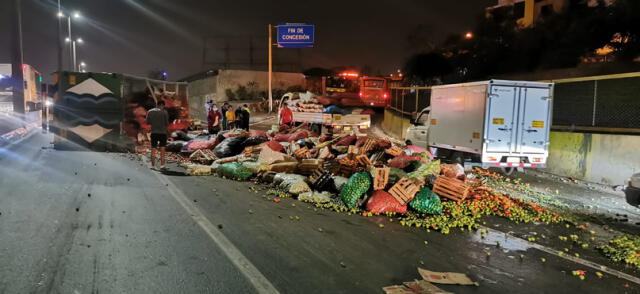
72,40,77,71
67,16,72,70
56,0,62,73
11,0,25,114
268,24,273,113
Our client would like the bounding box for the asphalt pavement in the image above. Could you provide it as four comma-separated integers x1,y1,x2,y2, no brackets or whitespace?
0,130,638,294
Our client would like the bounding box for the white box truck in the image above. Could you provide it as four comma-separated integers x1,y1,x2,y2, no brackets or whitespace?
406,80,553,171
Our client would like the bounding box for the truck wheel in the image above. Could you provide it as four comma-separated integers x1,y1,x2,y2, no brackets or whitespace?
626,188,640,207
449,152,464,165
501,167,516,176
405,140,413,146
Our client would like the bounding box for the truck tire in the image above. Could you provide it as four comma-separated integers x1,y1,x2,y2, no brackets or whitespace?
405,140,413,146
449,152,464,165
626,187,640,207
501,167,516,176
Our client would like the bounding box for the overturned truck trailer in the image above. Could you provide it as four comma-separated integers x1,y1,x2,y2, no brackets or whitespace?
52,71,189,151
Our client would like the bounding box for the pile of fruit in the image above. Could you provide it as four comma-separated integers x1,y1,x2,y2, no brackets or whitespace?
598,234,640,269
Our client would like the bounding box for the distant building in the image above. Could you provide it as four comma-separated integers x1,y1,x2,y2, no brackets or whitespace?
487,0,614,28
182,69,305,121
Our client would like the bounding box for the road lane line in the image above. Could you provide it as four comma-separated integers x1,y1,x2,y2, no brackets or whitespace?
142,158,280,294
480,226,640,285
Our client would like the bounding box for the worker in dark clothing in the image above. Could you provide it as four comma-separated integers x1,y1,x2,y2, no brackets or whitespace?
241,104,251,131
146,100,169,170
221,102,229,130
235,105,244,130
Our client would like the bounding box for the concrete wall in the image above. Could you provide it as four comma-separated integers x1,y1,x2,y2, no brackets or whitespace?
546,132,640,185
187,76,217,122
383,109,639,185
216,70,305,102
381,109,411,140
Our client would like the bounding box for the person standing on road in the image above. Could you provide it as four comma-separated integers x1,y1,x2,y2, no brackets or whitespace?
225,105,236,129
235,105,244,130
221,102,229,130
207,104,222,135
279,102,293,127
241,104,251,131
146,100,170,170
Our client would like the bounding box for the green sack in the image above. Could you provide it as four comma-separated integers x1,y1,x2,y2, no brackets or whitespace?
340,172,371,209
408,160,441,179
409,187,442,215
217,162,255,180
388,168,407,186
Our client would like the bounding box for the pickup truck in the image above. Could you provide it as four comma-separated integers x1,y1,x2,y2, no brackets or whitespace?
278,93,371,135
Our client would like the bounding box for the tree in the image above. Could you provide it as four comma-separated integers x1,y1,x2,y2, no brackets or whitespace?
403,52,453,85
302,67,334,77
406,24,436,53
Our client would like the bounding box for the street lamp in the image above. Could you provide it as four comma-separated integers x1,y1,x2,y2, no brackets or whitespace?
65,37,83,71
79,61,87,73
57,10,81,70
464,32,474,40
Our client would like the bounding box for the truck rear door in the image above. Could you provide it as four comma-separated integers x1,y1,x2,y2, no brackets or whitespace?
485,85,517,153
515,87,551,154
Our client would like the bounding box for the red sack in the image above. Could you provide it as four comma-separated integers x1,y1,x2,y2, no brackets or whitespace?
387,155,428,169
336,135,357,146
377,140,392,149
289,131,309,141
319,135,332,143
366,190,407,214
279,124,291,131
249,130,268,138
355,136,368,147
274,131,309,142
261,141,285,152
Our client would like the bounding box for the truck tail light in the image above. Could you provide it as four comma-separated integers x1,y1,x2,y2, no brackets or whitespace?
487,156,497,162
533,157,543,163
359,92,363,97
383,92,389,100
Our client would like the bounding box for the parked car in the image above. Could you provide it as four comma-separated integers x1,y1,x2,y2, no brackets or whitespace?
626,173,640,207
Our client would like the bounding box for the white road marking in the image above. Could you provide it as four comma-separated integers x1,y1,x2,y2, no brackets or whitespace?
481,226,640,285
143,157,280,294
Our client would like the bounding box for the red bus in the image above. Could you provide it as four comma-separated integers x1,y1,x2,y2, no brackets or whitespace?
358,77,389,108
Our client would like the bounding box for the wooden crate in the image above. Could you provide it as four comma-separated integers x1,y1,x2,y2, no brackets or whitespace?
189,149,217,165
385,146,404,157
243,146,262,158
433,176,470,202
388,177,419,205
337,158,359,177
355,154,372,166
372,167,390,190
360,138,377,154
293,146,311,160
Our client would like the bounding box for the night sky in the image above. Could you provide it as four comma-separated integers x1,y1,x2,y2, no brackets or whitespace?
0,0,493,82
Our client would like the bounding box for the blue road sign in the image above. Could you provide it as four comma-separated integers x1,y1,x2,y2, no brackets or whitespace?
277,24,314,48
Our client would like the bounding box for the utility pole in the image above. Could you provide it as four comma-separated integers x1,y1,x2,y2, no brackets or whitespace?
11,0,25,114
268,24,273,113
57,0,62,73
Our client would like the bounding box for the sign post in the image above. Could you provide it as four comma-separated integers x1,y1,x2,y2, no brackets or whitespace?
268,24,273,113
268,23,314,113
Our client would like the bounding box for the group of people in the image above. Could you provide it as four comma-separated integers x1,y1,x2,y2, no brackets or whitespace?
205,100,251,135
